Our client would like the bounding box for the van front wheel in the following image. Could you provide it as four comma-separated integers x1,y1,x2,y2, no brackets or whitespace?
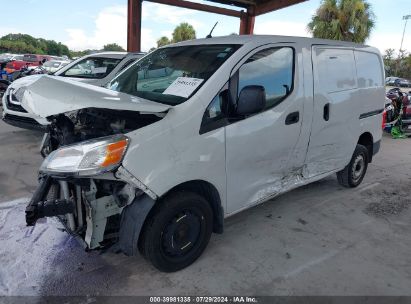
337,144,369,188
140,191,213,272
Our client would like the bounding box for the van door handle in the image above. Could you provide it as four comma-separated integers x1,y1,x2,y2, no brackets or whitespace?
323,103,330,121
285,111,299,125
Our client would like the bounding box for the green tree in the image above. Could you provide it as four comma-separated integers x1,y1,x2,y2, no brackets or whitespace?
70,49,93,58
103,43,125,52
0,33,71,56
308,0,375,43
396,50,411,79
383,48,396,76
157,36,171,48
172,22,196,43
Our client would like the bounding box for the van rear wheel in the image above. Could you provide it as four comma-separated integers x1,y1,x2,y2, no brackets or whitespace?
140,191,213,272
337,144,369,188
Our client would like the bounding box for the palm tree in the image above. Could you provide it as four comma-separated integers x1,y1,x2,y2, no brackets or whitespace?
308,0,375,43
157,36,171,48
172,23,196,43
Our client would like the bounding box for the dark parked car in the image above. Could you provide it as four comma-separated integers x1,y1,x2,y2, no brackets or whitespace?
399,78,411,88
386,77,401,86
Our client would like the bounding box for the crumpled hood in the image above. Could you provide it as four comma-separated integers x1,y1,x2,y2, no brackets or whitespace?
9,75,171,118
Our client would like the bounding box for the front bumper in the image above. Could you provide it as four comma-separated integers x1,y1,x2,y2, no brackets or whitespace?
26,168,157,252
25,176,74,225
3,113,46,131
2,90,49,131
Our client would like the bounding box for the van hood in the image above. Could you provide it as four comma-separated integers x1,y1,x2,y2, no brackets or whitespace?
10,75,171,118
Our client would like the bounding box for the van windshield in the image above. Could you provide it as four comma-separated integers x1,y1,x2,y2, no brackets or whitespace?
108,44,240,105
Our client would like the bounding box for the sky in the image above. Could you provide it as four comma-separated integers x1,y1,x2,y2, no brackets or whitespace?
0,0,410,54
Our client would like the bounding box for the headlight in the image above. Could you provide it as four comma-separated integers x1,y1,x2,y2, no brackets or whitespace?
40,135,129,176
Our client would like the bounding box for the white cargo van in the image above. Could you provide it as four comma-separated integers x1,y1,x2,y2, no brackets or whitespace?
9,35,384,272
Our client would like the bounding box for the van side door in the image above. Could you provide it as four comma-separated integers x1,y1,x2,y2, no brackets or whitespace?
305,47,360,177
225,45,306,214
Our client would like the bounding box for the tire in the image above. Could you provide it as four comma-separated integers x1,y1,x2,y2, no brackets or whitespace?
337,144,369,188
0,79,10,99
139,191,213,272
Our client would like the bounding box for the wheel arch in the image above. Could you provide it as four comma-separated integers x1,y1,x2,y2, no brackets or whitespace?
161,180,224,234
357,132,374,162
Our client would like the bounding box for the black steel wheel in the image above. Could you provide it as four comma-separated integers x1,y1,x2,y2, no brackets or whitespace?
337,144,369,188
140,191,213,272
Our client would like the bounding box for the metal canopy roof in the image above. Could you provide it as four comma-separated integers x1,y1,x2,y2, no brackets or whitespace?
206,0,307,15
127,0,307,51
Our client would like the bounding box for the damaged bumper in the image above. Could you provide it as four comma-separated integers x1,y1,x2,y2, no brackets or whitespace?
25,167,157,253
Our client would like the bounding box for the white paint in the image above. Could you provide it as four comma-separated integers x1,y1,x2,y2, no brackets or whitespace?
284,250,340,278
358,182,381,193
2,75,170,123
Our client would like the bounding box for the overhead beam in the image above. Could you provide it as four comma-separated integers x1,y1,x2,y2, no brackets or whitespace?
127,0,306,51
146,0,243,18
255,0,307,16
206,0,252,8
127,0,142,52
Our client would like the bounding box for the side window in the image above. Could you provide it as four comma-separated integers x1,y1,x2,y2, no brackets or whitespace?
238,47,294,109
200,84,229,134
355,51,383,88
315,48,357,93
204,94,224,123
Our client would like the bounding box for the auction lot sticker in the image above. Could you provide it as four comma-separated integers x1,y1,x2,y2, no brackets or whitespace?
163,77,204,98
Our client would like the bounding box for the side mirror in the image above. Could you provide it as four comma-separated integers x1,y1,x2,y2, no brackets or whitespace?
236,85,266,116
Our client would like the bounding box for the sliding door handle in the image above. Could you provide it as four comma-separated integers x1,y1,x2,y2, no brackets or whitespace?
323,103,330,121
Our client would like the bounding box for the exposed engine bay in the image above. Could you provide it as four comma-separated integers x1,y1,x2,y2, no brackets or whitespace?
26,107,163,251
41,108,163,155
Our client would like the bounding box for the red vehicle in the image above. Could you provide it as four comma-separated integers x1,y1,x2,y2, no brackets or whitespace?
5,54,52,73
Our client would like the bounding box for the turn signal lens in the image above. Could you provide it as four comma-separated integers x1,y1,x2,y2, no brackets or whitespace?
101,139,128,168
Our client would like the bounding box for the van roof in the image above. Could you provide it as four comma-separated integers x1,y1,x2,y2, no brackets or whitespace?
169,35,378,51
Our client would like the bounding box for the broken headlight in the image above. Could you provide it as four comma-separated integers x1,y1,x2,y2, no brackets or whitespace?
40,135,129,176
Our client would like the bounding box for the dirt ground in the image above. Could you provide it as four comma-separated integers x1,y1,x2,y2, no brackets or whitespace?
0,118,411,297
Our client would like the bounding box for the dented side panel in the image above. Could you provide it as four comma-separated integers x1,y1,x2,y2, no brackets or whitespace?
225,43,306,213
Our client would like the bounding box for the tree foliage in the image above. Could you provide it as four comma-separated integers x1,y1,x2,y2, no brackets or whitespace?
172,22,196,43
308,0,375,43
153,23,196,50
0,34,70,56
157,36,171,48
0,33,130,59
383,48,396,76
103,43,125,52
384,49,411,79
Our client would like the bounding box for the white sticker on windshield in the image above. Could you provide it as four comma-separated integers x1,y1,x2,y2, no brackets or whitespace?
163,77,204,98
91,67,107,74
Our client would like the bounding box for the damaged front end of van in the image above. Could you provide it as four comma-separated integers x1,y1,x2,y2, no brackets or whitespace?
17,76,169,254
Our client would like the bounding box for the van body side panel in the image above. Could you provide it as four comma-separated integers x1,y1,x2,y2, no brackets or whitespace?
305,47,361,177
354,50,384,146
